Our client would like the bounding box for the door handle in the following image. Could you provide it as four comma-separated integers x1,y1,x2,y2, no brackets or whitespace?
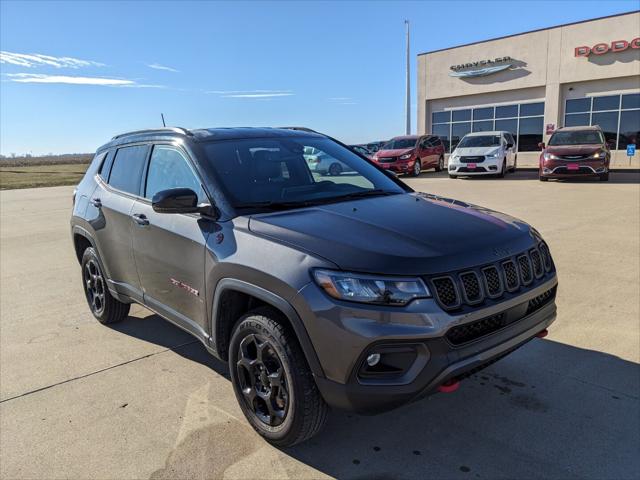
90,198,102,208
131,213,149,226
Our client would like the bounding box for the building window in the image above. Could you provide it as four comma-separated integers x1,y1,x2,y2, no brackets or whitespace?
431,101,544,153
563,93,640,149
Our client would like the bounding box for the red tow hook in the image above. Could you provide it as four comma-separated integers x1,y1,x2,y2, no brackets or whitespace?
536,329,549,339
438,379,460,393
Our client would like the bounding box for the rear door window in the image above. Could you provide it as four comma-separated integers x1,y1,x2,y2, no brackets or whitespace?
108,145,149,195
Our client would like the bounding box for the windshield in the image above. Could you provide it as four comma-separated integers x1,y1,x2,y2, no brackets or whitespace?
457,135,501,148
203,136,404,211
548,130,604,146
382,138,417,150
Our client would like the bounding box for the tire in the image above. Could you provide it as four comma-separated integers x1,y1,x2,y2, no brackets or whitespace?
599,172,609,181
539,175,548,182
229,307,328,447
81,247,130,324
328,163,342,176
435,155,444,172
410,160,421,177
449,174,457,179
497,159,506,178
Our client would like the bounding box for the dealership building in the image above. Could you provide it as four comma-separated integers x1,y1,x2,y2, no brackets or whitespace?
417,11,640,166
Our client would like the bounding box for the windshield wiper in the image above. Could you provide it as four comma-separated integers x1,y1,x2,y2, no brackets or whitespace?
235,200,317,211
328,189,400,201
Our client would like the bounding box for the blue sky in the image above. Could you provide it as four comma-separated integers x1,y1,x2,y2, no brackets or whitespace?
0,0,637,155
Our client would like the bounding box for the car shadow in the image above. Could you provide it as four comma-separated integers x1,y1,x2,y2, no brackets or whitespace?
111,312,639,479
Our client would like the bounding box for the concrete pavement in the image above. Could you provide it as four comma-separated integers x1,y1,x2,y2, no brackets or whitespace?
1,171,639,479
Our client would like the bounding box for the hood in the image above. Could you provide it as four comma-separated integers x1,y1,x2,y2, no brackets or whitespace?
545,144,602,156
374,148,414,158
248,193,537,275
454,147,501,157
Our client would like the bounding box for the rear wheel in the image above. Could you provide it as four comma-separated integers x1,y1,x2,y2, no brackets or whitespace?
229,307,328,447
81,247,130,324
435,155,444,172
328,163,342,176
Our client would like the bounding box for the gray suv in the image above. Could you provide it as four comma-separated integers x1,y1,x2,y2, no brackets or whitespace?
71,127,558,446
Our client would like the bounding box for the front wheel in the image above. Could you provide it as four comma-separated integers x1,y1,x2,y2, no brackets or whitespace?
497,159,507,178
81,247,130,324
539,175,548,182
410,160,421,177
229,308,328,447
435,155,444,172
599,172,609,181
449,174,457,179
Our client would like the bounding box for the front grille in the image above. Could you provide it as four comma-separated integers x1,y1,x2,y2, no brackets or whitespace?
428,245,555,311
559,154,590,160
378,157,396,163
460,156,485,163
458,166,487,172
539,243,552,272
432,277,459,308
530,249,544,278
503,260,520,291
482,266,503,297
526,286,557,316
459,271,483,303
517,255,533,285
446,313,506,346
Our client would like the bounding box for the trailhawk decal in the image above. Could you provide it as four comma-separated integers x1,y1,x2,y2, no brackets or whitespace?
170,278,199,296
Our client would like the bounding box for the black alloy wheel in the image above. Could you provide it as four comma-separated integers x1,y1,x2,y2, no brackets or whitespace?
236,333,289,427
84,258,106,316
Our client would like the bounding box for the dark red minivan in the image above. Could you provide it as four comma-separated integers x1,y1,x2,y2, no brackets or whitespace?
539,126,612,182
372,135,445,176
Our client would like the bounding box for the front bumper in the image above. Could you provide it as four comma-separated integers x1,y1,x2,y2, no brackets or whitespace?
295,275,558,414
540,161,608,178
373,159,415,174
449,158,501,175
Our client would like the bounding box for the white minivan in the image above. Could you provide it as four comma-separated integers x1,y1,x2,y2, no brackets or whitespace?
448,131,517,178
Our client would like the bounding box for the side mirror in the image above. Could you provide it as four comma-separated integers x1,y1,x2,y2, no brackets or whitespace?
152,188,198,214
538,142,546,150
506,143,514,149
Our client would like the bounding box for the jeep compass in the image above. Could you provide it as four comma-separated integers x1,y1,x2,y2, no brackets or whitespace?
71,127,558,446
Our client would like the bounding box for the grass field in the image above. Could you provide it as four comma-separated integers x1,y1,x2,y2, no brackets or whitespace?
0,163,89,190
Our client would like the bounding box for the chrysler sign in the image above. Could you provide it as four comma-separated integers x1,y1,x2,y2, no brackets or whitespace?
575,38,640,56
449,56,513,78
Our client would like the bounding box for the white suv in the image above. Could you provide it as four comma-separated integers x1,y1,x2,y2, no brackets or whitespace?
448,131,517,178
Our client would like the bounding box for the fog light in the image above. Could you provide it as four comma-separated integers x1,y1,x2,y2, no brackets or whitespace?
366,353,381,366
543,168,552,174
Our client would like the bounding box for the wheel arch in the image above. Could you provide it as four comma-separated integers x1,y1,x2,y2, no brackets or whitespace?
72,226,97,264
211,278,325,378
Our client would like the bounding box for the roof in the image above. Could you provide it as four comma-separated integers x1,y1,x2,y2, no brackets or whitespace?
390,135,420,140
465,131,511,136
555,125,602,132
418,10,638,56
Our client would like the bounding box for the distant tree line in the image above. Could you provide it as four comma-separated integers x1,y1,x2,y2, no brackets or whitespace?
0,153,93,167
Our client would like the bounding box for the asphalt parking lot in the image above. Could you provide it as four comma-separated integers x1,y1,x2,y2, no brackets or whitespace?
1,169,639,479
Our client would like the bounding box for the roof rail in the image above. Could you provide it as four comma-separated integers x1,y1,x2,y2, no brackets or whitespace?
111,127,192,140
278,126,319,134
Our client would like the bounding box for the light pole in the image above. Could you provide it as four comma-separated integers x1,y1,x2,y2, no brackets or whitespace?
405,20,411,135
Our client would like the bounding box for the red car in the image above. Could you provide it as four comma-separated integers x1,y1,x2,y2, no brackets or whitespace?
539,126,612,182
372,135,445,176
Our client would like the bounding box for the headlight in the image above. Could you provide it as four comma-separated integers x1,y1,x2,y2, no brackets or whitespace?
399,152,413,160
592,150,606,159
312,269,431,306
486,151,500,158
543,152,559,161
